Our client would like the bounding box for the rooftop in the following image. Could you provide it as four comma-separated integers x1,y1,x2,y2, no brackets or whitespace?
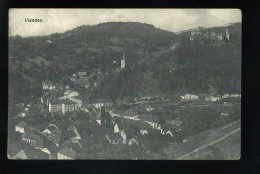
49,99,77,105
78,137,96,146
168,119,183,127
92,98,113,104
106,132,122,140
23,146,49,159
58,147,76,159
16,121,27,128
22,133,42,142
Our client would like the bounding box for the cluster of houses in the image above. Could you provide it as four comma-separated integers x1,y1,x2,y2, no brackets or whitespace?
12,103,172,159
180,93,241,102
190,27,230,42
11,94,188,160
41,77,114,116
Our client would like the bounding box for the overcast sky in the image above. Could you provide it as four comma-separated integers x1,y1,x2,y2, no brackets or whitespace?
9,9,241,37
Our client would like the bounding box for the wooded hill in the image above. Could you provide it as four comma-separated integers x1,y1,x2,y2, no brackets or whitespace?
9,22,241,104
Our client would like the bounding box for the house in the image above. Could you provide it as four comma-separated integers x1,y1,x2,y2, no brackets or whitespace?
19,113,26,117
42,124,59,135
57,147,76,160
80,95,90,107
78,70,87,76
77,137,102,152
64,90,79,99
22,133,43,148
10,146,49,159
45,40,52,43
47,129,62,147
106,132,122,144
62,99,78,115
146,107,155,112
41,91,65,106
49,99,78,115
168,119,183,128
230,94,241,98
222,94,230,98
75,124,91,139
161,124,175,137
15,122,28,133
128,138,138,146
90,98,113,109
69,96,83,106
48,99,63,113
205,96,221,102
140,129,148,135
27,102,33,107
180,94,199,100
121,129,138,145
7,142,26,159
85,106,101,122
216,33,223,40
24,125,40,134
39,143,59,157
41,92,52,105
42,80,55,90
38,138,56,154
190,30,202,40
67,129,78,143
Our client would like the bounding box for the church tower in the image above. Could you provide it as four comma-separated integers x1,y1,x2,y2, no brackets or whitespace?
121,52,126,69
226,28,230,41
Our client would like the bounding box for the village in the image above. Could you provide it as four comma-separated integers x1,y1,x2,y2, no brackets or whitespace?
8,46,241,159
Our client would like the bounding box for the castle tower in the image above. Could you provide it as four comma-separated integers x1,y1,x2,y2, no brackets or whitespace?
226,28,230,41
121,52,125,69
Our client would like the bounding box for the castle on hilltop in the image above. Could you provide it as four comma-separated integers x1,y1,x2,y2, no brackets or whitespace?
190,27,230,42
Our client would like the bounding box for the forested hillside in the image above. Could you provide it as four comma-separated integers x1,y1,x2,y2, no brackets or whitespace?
9,22,241,104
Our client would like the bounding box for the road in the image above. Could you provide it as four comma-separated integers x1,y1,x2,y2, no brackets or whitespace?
176,127,241,160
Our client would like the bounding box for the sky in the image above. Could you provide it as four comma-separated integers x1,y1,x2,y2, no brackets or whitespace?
9,9,241,37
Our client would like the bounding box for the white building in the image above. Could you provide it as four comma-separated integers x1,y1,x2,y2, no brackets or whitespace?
15,122,27,133
140,129,148,135
222,94,230,98
49,99,78,115
205,96,221,102
180,94,199,100
230,94,241,98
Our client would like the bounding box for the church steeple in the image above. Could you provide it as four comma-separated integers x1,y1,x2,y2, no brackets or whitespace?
121,52,126,69
226,28,230,41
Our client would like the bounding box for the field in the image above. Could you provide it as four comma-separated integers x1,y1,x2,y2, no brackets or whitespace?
184,129,241,160
163,119,241,160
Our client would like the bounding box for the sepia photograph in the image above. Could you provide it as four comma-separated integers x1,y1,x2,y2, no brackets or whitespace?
8,9,241,160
